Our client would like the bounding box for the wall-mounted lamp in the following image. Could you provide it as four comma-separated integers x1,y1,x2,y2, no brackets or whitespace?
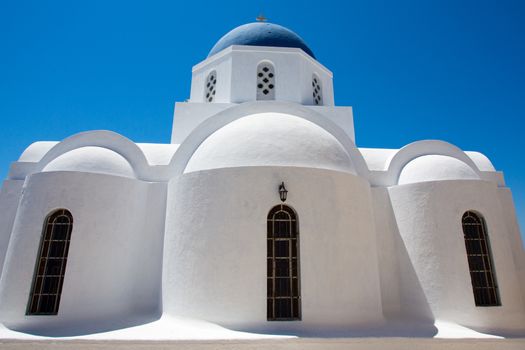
278,182,288,202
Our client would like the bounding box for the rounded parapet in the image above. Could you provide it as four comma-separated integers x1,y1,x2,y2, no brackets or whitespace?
42,146,136,178
386,140,482,185
185,112,355,174
398,155,480,185
171,101,370,179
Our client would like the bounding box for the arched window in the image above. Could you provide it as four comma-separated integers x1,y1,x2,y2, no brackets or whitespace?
312,74,323,105
462,211,500,306
267,204,300,320
27,209,73,315
257,62,275,100
205,70,217,102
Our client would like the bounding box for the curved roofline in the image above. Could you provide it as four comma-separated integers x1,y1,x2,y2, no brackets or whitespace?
386,140,482,185
208,22,315,59
169,101,370,178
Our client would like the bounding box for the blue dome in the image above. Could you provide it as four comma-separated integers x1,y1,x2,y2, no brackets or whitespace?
208,22,315,59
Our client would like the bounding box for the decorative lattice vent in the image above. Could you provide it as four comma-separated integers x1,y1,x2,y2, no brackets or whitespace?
205,71,217,102
257,63,275,100
312,75,322,105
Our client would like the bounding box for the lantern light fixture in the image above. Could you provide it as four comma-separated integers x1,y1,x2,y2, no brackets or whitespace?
278,182,288,202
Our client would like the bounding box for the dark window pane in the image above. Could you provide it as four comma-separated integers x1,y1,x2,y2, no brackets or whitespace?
45,258,63,276
463,224,478,239
274,211,289,220
48,241,66,257
42,277,60,294
275,299,291,318
267,259,273,276
267,298,273,319
53,223,70,236
466,239,482,255
467,255,484,271
274,241,289,257
267,279,273,297
275,259,290,277
274,221,290,238
275,278,291,297
38,295,56,314
54,215,70,224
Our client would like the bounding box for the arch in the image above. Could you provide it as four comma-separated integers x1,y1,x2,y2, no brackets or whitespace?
42,146,136,178
169,100,370,179
312,73,323,105
204,70,217,102
184,113,355,174
397,155,479,185
386,140,481,186
462,211,500,306
257,61,275,100
35,131,149,179
27,209,73,315
267,204,300,320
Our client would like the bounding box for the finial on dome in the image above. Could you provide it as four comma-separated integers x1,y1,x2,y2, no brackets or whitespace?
256,13,268,22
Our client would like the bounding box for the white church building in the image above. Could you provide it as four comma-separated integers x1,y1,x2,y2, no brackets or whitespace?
0,21,524,348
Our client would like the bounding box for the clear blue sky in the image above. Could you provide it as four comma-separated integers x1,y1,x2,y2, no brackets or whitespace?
1,1,524,238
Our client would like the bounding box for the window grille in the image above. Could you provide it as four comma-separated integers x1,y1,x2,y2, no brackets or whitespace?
257,62,275,100
267,204,300,320
205,71,217,102
462,211,501,306
27,209,73,315
312,74,323,105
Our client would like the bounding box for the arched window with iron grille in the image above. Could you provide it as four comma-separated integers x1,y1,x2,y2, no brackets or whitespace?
267,204,300,320
27,209,73,315
462,211,501,306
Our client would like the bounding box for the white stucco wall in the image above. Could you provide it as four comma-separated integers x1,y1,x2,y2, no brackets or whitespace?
0,180,24,279
0,172,166,335
497,188,525,299
388,180,525,331
163,166,384,331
